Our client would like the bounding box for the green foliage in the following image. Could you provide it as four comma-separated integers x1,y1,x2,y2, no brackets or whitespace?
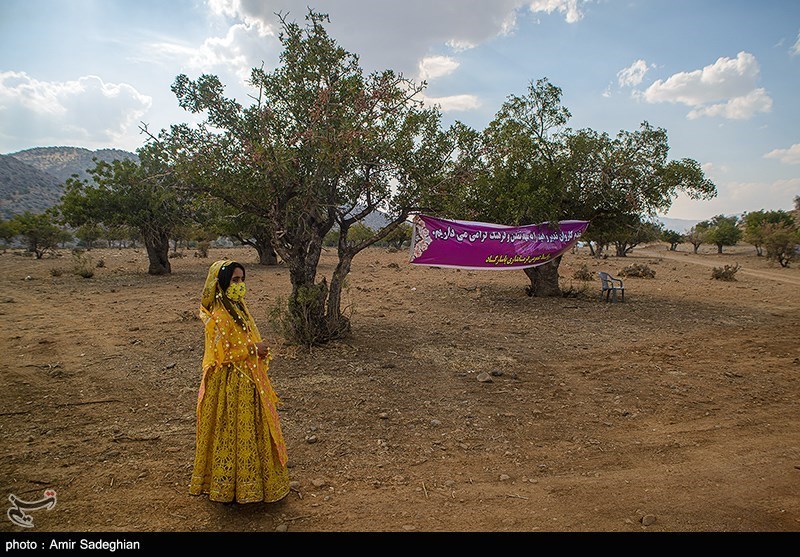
380,222,412,249
75,222,104,249
685,222,710,253
10,210,64,259
164,10,465,343
344,222,375,248
762,222,799,267
661,229,683,250
0,217,19,246
742,210,795,256
59,142,189,274
442,77,715,294
704,214,742,253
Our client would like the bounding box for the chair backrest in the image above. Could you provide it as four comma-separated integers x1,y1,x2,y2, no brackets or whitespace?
598,271,611,288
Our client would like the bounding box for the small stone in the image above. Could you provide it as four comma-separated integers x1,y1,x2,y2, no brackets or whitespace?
289,481,301,490
641,514,657,526
311,478,327,488
430,419,441,427
490,369,504,377
305,434,318,444
275,524,288,532
378,412,389,419
499,474,510,481
476,372,493,383
165,362,176,369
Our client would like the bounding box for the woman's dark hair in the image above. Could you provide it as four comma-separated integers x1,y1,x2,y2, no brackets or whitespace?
217,262,245,292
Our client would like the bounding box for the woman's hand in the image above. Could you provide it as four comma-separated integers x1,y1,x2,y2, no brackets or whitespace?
254,341,269,358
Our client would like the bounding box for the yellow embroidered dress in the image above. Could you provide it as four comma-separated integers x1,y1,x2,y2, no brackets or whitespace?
190,260,290,503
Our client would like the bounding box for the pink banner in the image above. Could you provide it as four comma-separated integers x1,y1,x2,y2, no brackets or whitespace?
409,214,589,270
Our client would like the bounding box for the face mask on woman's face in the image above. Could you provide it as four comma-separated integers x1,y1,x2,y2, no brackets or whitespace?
225,282,246,302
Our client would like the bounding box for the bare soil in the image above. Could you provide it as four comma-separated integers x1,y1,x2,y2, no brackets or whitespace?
1,242,799,533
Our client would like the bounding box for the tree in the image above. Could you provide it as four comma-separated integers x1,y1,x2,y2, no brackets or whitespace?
704,214,742,254
382,222,412,249
742,210,795,256
685,222,709,254
0,218,18,250
74,222,104,250
447,78,717,296
611,216,662,257
763,222,799,268
217,211,279,265
11,210,64,259
60,143,189,275
661,229,683,251
163,10,464,345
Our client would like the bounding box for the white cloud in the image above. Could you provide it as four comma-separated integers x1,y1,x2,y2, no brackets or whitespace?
527,0,585,24
687,88,772,120
221,1,530,75
418,56,460,82
617,59,650,87
666,178,800,220
792,31,800,56
642,52,772,120
0,72,151,152
764,143,800,165
422,94,481,112
145,20,274,82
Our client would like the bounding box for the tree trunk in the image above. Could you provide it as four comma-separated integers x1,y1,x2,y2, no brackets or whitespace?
523,256,563,297
144,231,171,275
326,253,353,339
285,234,329,346
717,244,723,254
255,240,278,266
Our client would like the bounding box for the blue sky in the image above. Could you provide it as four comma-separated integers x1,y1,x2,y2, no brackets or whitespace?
1,0,798,220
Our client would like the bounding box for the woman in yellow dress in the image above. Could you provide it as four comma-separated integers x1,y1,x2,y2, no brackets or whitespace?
190,259,290,504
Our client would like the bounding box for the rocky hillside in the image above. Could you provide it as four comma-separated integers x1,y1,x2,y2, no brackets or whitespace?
9,146,138,184
0,146,137,218
0,154,64,219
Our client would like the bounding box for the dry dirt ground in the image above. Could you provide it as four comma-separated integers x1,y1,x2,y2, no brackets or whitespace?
1,241,799,534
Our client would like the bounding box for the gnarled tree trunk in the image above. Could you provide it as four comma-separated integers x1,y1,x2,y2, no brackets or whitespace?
144,230,171,275
523,256,563,297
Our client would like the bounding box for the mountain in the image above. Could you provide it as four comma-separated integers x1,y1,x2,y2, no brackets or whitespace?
0,146,138,219
8,146,138,184
0,154,64,219
655,216,702,234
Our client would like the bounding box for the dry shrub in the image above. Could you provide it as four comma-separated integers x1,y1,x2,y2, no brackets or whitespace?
72,252,94,279
711,263,741,281
619,263,656,278
572,263,594,281
561,282,591,298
